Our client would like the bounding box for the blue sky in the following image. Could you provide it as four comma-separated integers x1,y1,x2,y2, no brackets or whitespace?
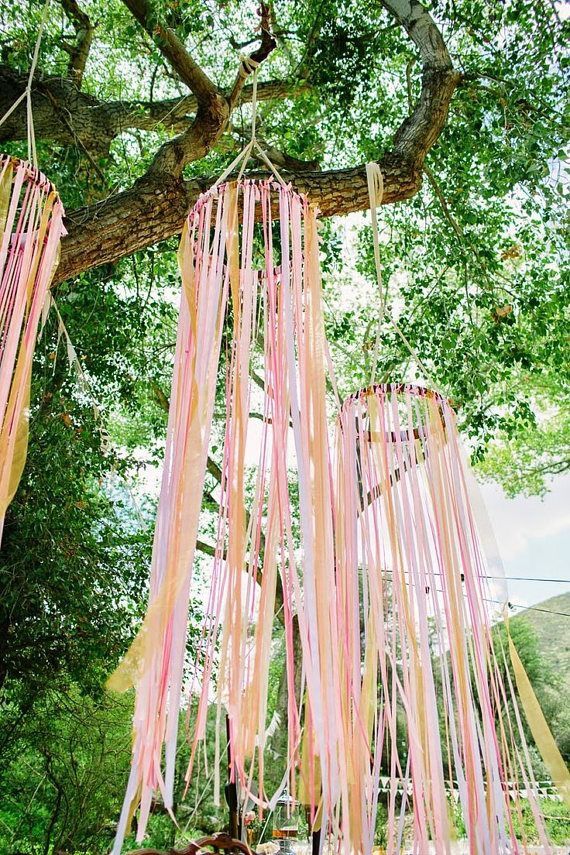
479,474,570,609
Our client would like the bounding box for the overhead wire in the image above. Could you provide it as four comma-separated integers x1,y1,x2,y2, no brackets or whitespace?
376,569,570,618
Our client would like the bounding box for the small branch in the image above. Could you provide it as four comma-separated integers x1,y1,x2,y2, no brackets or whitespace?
295,0,327,78
422,163,464,240
423,162,498,291
206,456,222,483
196,539,216,558
141,79,305,132
150,381,170,413
58,0,95,86
120,0,219,105
43,88,108,183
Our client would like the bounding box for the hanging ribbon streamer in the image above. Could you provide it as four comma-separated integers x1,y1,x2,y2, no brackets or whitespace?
108,189,231,848
332,383,553,853
507,616,570,808
0,0,66,540
186,178,341,818
0,157,65,540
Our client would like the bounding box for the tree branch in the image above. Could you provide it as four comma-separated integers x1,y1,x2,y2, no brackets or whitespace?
58,0,95,86
116,0,232,174
49,0,459,281
381,0,460,166
117,1,279,175
53,158,436,284
0,67,304,154
52,169,374,278
120,0,219,105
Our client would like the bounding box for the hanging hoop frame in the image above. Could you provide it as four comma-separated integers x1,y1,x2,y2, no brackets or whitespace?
111,175,335,853
343,382,448,443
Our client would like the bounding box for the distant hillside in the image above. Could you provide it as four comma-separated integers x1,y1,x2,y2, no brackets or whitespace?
513,591,570,692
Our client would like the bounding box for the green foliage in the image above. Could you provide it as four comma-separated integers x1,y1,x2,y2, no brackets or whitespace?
493,615,570,767
0,687,133,854
478,382,570,496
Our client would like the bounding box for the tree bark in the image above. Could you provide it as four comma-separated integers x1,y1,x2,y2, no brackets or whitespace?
0,65,302,156
54,64,458,285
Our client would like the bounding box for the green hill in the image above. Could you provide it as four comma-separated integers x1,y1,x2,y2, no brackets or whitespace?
513,591,570,692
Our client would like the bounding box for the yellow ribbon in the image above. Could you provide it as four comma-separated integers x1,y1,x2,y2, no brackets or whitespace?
507,619,570,807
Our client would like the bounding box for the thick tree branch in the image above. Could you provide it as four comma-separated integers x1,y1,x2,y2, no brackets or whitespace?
0,67,303,155
381,0,460,166
55,77,458,283
54,157,414,283
53,161,416,273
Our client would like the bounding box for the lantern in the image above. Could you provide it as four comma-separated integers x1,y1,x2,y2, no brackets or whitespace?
273,789,298,853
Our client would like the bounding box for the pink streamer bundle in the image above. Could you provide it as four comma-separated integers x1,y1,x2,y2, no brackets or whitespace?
0,155,65,540
330,383,551,853
111,179,342,850
185,179,343,818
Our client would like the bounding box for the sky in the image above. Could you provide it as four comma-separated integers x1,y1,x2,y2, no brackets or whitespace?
479,473,570,610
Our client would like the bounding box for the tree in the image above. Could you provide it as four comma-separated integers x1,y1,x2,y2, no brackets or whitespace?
0,0,567,477
1,0,460,282
0,687,134,854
